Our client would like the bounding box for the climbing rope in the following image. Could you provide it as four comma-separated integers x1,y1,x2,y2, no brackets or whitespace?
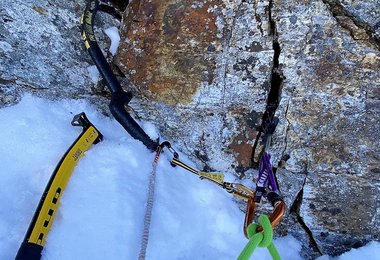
138,144,164,260
238,215,281,260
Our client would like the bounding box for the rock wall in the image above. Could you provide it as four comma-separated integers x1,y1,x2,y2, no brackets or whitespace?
115,0,380,257
115,0,275,174
271,0,380,256
0,0,120,108
1,0,379,257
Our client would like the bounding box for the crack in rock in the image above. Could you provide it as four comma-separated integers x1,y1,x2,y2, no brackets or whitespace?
321,0,380,50
289,174,323,256
251,0,284,167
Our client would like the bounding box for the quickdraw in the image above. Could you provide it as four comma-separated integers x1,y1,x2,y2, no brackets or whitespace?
166,145,254,201
243,92,285,239
244,152,285,238
165,142,285,239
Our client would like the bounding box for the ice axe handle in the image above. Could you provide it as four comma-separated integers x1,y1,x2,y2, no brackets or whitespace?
15,242,42,260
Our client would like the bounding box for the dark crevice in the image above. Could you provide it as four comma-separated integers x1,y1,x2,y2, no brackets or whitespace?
321,0,380,50
253,0,264,35
290,177,323,256
251,0,284,168
99,4,123,21
109,0,129,12
112,63,126,78
99,0,130,19
4,77,48,91
277,100,291,169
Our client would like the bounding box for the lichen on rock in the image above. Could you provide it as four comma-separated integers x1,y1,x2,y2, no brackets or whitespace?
115,0,274,174
1,0,379,257
271,0,380,256
0,0,120,107
116,0,380,257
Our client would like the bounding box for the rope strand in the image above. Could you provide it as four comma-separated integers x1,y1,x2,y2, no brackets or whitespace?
238,215,281,260
138,146,163,260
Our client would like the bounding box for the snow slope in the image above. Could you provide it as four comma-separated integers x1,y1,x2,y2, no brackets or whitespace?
0,95,378,259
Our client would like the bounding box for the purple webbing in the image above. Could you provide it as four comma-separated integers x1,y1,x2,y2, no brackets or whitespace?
258,152,280,194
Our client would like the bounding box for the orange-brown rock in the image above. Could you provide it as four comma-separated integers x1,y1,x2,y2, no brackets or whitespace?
116,0,221,105
115,0,274,172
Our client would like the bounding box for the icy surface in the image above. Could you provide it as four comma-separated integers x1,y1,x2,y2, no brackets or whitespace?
317,241,380,260
141,121,159,141
338,241,380,260
0,95,378,259
86,65,100,83
104,26,120,56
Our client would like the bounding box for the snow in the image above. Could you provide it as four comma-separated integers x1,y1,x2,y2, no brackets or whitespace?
338,241,380,260
0,95,379,259
141,121,159,141
87,65,100,83
104,26,120,56
317,241,380,260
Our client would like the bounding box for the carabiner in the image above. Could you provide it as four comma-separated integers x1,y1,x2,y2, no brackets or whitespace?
243,193,285,238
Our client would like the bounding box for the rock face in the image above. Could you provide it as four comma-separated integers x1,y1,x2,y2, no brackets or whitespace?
115,0,274,173
0,0,119,108
271,0,380,256
324,0,380,42
1,0,379,257
115,0,380,257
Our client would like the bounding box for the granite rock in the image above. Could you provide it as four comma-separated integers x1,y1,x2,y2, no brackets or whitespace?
115,0,380,257
0,0,120,108
1,0,379,257
115,0,275,174
271,0,380,256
